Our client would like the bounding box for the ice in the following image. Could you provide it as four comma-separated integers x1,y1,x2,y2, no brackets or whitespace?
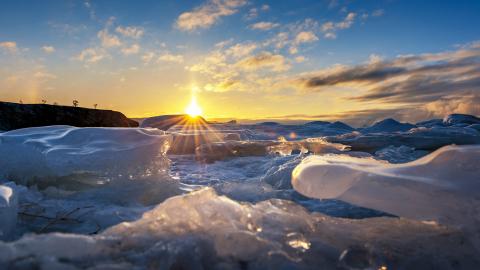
168,132,241,155
196,138,349,163
0,182,18,240
327,126,480,152
292,145,480,229
0,125,172,185
361,118,416,134
374,145,429,163
1,188,479,269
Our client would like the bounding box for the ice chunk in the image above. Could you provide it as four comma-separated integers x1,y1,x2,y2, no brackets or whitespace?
168,132,241,155
0,182,18,240
0,126,172,185
443,114,480,126
374,145,429,163
1,188,478,269
196,138,349,163
361,118,416,134
292,145,480,228
327,126,480,152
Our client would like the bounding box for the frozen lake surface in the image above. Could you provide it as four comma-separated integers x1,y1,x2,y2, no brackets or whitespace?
1,115,480,269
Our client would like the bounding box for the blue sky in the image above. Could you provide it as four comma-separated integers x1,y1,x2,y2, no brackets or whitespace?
0,0,479,125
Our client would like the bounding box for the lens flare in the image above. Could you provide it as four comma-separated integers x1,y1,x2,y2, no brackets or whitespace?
185,96,202,117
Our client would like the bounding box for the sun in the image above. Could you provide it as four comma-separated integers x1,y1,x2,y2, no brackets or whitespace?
185,96,202,118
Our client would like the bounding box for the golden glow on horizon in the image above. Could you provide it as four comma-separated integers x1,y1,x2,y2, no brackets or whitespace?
185,95,202,117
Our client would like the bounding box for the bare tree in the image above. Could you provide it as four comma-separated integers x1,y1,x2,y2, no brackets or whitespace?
41,99,47,104
53,102,58,105
19,100,23,104
73,100,79,107
94,104,98,109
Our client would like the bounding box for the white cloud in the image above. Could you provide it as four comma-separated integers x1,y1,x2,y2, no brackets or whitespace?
226,42,257,58
372,9,385,17
97,29,121,47
42,46,55,54
176,0,247,31
75,47,106,63
249,21,280,31
115,26,144,39
236,51,290,72
294,31,319,44
33,71,57,80
0,41,18,53
295,56,307,63
158,53,184,63
121,44,140,55
320,12,356,39
142,52,155,63
324,32,336,39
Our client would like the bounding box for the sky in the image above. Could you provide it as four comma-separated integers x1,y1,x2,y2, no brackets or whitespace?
0,0,479,126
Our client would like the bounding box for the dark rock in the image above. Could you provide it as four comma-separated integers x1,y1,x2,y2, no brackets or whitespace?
141,114,208,130
0,102,138,131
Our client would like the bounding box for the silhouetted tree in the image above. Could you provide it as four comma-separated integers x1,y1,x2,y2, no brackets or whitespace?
19,100,23,104
73,100,79,107
41,99,47,104
94,104,98,109
53,102,58,105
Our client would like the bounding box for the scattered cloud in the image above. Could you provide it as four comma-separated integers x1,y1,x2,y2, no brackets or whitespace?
115,26,144,39
121,44,140,55
321,12,356,39
97,29,121,47
142,52,155,63
42,46,55,54
158,53,184,63
245,4,270,20
372,9,385,17
75,47,107,63
225,42,257,58
294,31,319,44
0,41,18,53
176,0,247,31
249,21,280,31
236,51,290,72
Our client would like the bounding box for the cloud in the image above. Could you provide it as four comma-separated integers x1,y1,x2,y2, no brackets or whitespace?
249,21,279,31
372,9,385,17
158,53,184,63
294,31,319,44
292,42,480,118
225,42,257,58
236,51,290,72
75,47,107,63
176,0,247,31
0,41,18,53
321,12,356,38
115,26,144,39
245,4,269,20
142,52,155,63
41,46,55,54
97,29,121,47
121,44,140,55
33,71,57,80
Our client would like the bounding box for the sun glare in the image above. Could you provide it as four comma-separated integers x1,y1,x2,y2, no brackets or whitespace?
185,96,202,117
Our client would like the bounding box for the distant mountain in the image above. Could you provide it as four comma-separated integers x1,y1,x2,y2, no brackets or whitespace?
0,102,138,131
362,118,416,134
